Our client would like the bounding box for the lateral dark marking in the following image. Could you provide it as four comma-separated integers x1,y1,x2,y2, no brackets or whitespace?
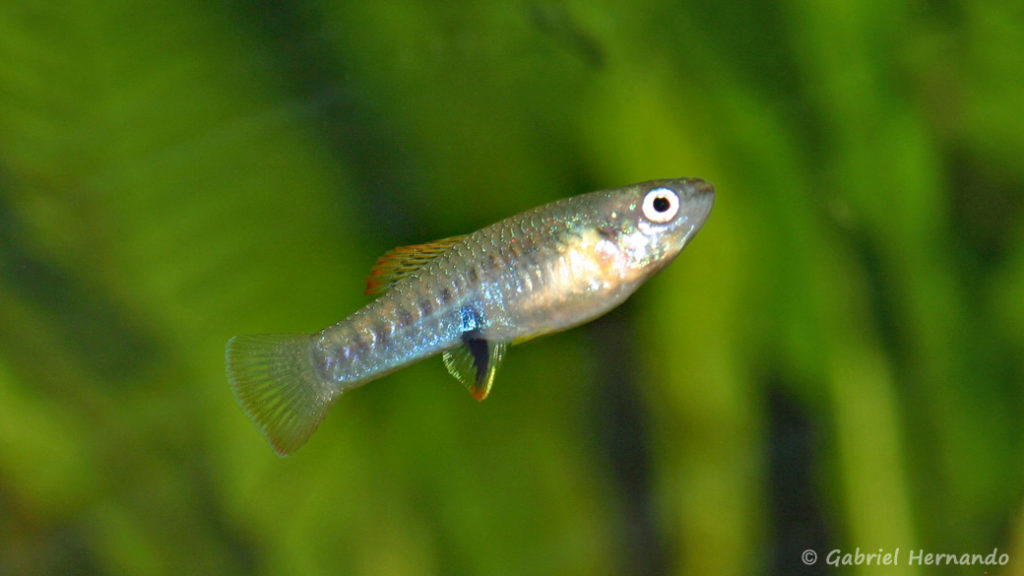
397,308,413,327
440,287,452,305
597,226,618,242
353,333,370,356
373,323,389,345
418,299,434,317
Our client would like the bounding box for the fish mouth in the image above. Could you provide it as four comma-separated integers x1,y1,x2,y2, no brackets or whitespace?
679,178,715,229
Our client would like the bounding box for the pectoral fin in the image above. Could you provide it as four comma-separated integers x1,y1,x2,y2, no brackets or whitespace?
443,338,507,401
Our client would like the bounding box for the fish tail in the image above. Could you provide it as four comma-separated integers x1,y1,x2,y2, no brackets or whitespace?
225,333,335,456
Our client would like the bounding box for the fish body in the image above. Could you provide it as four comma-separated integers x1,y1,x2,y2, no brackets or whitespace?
227,178,714,454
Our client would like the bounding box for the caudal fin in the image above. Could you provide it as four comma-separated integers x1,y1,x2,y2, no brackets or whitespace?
225,334,334,456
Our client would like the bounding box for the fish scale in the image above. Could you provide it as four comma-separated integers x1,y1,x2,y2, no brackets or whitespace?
226,178,714,455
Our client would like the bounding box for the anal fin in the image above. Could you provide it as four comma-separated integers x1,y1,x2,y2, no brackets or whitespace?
443,337,507,401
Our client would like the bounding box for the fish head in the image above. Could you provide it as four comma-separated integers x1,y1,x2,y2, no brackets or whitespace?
593,178,714,284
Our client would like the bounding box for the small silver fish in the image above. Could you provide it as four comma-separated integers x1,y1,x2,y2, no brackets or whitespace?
227,178,714,454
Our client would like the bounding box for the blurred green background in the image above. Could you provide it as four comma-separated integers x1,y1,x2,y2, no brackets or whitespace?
1,1,1022,575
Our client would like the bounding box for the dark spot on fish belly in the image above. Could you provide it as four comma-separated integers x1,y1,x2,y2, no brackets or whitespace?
439,287,452,305
467,266,479,283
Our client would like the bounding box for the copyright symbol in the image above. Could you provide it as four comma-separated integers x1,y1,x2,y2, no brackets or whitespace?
802,549,818,565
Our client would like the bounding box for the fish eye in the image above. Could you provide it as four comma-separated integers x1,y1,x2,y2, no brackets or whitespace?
642,188,680,223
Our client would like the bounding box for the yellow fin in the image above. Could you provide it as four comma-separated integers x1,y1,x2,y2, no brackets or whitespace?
365,235,465,295
442,338,507,401
225,333,335,456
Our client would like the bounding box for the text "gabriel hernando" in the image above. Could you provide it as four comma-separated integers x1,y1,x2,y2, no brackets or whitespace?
825,547,1009,567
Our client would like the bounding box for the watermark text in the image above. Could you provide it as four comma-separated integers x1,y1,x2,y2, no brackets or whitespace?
799,547,1009,568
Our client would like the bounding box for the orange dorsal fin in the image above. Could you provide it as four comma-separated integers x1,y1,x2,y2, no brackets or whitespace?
364,235,465,295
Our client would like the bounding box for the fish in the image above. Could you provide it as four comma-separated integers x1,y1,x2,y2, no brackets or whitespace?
226,178,714,455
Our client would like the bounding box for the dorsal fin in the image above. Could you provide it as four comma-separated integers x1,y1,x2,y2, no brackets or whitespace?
364,235,465,295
